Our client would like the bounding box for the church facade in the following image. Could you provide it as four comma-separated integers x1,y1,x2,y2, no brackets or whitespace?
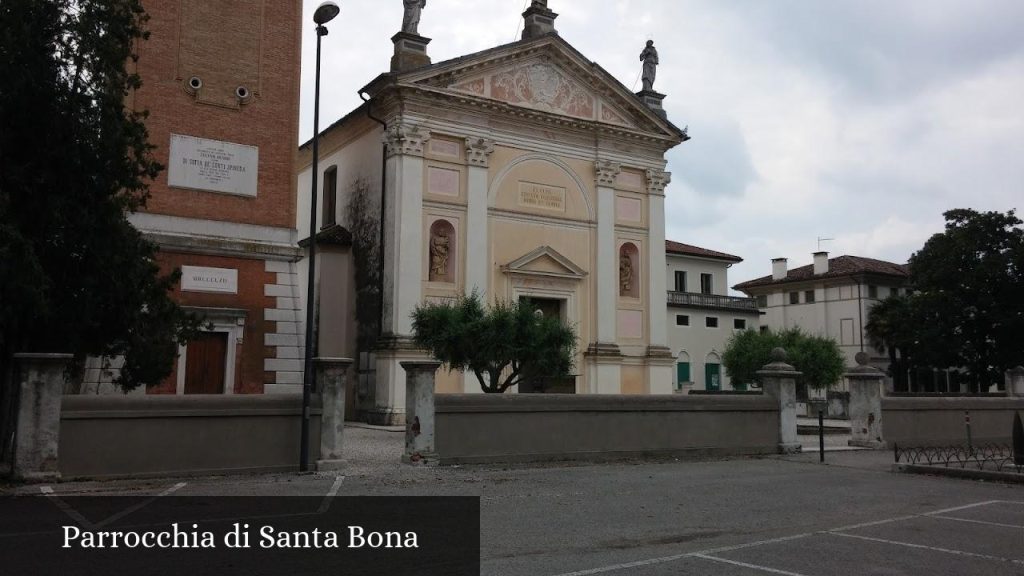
298,4,687,424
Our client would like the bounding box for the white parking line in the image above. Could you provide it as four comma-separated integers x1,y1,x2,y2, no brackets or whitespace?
929,515,1024,530
317,476,345,514
96,482,188,527
548,500,1008,576
827,531,1024,566
692,554,811,576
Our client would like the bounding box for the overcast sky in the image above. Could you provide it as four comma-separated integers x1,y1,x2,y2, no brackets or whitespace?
298,0,1024,292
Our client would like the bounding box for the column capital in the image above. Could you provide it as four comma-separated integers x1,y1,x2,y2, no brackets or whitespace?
384,123,430,158
464,137,495,168
645,169,671,196
594,160,621,187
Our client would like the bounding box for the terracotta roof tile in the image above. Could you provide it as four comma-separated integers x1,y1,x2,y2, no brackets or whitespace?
665,240,743,262
733,255,908,291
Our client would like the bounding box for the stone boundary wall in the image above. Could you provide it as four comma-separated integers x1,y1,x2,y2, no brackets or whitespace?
59,395,320,479
882,397,1024,447
434,394,778,464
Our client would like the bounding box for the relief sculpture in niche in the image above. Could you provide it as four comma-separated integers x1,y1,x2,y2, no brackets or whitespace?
428,220,456,283
619,254,633,294
619,243,639,298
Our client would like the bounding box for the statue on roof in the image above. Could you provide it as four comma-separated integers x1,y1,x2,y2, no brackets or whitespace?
531,0,548,8
639,40,658,92
402,0,426,35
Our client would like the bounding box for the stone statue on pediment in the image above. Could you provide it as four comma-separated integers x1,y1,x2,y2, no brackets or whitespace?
639,40,658,92
402,0,426,35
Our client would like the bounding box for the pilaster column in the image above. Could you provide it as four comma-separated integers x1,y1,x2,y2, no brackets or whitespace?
758,348,802,454
644,169,673,393
462,137,495,393
846,352,885,448
586,160,623,394
316,357,353,471
12,353,72,481
464,137,494,297
374,122,430,425
402,361,441,465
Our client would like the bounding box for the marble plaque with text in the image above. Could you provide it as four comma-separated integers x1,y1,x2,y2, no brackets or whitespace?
168,134,258,197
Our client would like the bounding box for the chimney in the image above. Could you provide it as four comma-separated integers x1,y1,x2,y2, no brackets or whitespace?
813,251,829,275
521,1,558,40
772,258,787,280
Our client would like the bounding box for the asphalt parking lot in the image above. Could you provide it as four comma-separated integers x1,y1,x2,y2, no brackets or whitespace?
8,427,1024,575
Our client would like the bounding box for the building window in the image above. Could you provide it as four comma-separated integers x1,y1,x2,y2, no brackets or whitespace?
700,273,713,295
789,292,799,305
756,295,767,308
674,270,687,292
805,290,815,303
734,318,746,330
867,285,878,299
759,326,769,333
322,166,338,228
706,316,719,328
675,314,689,326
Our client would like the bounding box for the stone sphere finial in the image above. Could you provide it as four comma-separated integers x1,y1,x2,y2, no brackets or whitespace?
771,347,787,362
855,351,869,366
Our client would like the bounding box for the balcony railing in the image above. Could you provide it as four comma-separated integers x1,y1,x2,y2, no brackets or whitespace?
666,291,760,312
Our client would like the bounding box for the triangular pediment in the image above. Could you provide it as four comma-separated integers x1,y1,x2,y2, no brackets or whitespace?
502,245,587,280
395,36,682,139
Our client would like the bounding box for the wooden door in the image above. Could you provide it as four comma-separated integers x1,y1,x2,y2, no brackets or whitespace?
184,332,228,394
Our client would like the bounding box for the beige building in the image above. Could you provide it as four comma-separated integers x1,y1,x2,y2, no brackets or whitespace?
297,6,688,423
665,241,760,392
733,252,910,374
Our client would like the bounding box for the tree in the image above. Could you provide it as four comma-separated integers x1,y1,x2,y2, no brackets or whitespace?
411,293,577,393
0,0,200,393
906,209,1024,389
865,294,917,391
722,328,845,390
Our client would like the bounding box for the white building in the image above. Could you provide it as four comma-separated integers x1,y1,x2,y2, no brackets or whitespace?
733,252,909,373
665,241,760,391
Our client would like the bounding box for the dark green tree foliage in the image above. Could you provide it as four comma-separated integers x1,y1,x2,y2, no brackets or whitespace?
908,209,1024,387
867,209,1024,391
411,293,577,393
0,0,200,390
722,328,845,390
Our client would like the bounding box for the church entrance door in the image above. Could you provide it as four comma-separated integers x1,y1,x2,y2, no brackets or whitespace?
519,297,575,394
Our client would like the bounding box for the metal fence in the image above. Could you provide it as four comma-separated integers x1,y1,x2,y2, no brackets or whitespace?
894,443,1024,474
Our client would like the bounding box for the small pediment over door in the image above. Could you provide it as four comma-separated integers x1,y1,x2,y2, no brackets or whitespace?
501,246,587,280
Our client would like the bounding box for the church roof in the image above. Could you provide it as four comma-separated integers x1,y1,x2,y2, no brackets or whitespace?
733,255,909,292
665,240,743,263
360,32,688,144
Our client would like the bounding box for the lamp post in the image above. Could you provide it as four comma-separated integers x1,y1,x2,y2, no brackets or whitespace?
301,0,340,473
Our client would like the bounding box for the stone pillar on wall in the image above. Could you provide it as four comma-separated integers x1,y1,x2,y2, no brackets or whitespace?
644,169,674,393
402,361,441,465
846,352,885,448
462,138,495,393
1006,366,1024,397
586,160,623,394
316,357,353,471
374,122,431,425
758,348,802,454
12,353,72,481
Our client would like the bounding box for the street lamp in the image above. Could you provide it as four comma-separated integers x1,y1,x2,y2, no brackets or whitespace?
301,0,340,473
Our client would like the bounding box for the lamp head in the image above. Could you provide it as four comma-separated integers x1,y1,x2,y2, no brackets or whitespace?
313,1,340,25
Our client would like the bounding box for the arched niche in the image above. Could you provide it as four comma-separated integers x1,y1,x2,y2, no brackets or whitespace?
428,219,457,284
619,242,640,299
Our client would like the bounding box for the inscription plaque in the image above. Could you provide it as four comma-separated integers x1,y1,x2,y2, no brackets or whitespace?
181,265,238,294
168,134,258,197
518,182,566,212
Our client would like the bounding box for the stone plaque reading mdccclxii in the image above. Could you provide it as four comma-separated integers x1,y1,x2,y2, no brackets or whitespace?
168,134,258,197
518,182,566,212
181,266,238,294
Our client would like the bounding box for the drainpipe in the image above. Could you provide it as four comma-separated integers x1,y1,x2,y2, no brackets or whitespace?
359,91,387,340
